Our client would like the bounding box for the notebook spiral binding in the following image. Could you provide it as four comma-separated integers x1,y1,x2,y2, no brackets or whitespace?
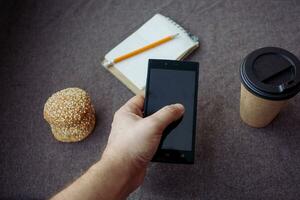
162,14,199,43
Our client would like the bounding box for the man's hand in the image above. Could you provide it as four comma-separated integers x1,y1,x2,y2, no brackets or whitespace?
103,95,184,188
105,95,185,165
51,95,184,200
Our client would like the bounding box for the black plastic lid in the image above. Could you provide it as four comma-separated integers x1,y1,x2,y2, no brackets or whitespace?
240,47,300,100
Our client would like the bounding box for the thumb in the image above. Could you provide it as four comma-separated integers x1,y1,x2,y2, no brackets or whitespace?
144,104,185,133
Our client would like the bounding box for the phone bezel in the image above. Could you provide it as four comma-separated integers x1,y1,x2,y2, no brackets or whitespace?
144,59,199,164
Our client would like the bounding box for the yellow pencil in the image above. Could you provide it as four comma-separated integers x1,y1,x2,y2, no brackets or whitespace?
113,33,179,64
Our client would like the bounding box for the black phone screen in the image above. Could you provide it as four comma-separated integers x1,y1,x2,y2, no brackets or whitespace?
144,59,199,163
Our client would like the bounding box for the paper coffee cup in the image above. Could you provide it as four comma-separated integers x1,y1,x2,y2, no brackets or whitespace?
240,47,300,127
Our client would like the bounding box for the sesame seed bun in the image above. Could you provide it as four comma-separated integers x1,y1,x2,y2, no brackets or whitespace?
43,88,96,142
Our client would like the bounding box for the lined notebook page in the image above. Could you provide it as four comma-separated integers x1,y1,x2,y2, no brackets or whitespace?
105,14,198,90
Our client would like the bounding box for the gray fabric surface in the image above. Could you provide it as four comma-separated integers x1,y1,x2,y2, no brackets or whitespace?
0,0,300,199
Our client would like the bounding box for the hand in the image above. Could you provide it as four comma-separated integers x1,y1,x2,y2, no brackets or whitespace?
102,95,184,191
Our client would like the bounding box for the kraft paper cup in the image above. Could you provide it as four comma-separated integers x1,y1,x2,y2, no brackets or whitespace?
240,84,287,127
240,47,300,128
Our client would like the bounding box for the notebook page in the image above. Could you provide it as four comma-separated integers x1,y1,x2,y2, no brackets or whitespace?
105,14,197,89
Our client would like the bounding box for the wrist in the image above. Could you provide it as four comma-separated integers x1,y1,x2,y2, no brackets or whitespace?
101,147,147,178
89,158,130,199
90,150,145,198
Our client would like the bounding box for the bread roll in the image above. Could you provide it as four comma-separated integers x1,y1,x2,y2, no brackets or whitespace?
44,88,96,142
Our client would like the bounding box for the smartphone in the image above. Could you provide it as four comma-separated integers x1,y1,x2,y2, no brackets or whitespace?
144,59,199,164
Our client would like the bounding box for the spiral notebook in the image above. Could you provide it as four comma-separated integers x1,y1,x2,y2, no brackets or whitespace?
101,13,199,94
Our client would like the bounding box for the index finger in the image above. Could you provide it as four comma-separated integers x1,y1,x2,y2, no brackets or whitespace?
119,95,145,116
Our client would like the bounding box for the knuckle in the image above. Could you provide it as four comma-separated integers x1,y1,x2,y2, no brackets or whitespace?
114,110,120,117
113,109,122,119
147,116,165,131
164,105,178,115
130,105,140,115
149,115,162,124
